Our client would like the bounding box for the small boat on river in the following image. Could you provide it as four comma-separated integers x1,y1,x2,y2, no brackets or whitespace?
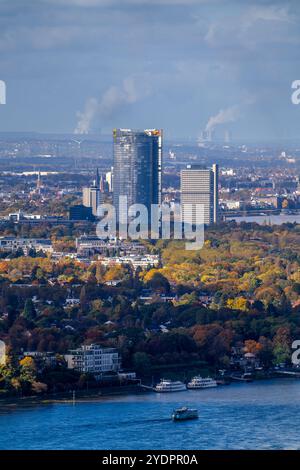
172,407,199,421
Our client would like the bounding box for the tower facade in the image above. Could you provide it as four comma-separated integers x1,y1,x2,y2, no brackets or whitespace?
113,129,162,220
180,164,219,226
82,169,101,216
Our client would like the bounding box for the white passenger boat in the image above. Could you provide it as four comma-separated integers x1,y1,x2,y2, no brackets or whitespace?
172,407,199,421
187,376,217,389
154,379,186,392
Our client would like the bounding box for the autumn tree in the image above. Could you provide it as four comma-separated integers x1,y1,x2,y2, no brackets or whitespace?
272,326,291,365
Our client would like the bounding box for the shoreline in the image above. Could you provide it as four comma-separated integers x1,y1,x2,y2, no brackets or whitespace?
0,384,149,408
0,375,299,408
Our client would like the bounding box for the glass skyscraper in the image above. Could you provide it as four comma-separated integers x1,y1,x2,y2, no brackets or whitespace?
113,129,162,220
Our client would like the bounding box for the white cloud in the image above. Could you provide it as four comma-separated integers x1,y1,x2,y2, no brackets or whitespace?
241,5,293,33
245,6,292,25
204,5,295,48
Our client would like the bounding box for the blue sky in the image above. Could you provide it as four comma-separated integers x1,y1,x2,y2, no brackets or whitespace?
0,0,299,140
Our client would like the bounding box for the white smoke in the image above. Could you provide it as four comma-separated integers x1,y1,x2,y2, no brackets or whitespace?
205,105,240,132
74,98,98,135
74,78,139,134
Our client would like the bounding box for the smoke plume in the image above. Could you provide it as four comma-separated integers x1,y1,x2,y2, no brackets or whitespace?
205,105,240,132
74,78,139,134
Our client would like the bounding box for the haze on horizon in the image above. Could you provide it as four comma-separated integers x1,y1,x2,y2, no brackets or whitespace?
0,0,299,141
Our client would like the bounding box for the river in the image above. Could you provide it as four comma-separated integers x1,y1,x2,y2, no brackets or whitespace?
227,213,300,225
0,379,300,450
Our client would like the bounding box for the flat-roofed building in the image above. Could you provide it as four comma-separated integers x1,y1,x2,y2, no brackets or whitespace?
0,237,52,254
113,129,162,221
65,344,121,379
82,169,101,216
180,164,219,225
69,204,94,221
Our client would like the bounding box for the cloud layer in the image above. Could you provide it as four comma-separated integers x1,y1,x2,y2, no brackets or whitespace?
0,0,299,140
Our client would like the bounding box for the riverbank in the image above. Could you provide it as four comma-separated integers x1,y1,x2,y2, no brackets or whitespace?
0,384,149,408
1,373,298,408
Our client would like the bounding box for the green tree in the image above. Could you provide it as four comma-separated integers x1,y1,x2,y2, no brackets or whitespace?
132,352,151,376
23,299,37,321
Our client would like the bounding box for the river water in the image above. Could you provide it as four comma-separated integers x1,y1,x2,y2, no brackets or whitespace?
0,379,299,450
227,213,300,225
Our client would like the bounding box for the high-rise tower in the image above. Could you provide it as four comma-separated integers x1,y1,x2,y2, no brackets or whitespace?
82,168,101,216
113,129,162,220
180,164,219,225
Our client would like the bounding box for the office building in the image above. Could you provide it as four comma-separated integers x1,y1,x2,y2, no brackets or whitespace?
69,204,94,221
83,186,100,216
106,167,113,193
113,129,162,220
181,164,219,225
82,169,101,216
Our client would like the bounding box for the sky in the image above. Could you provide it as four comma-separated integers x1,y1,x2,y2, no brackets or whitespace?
0,0,300,141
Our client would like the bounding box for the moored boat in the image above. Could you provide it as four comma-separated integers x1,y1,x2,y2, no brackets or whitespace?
187,376,217,389
172,407,199,421
230,373,253,382
154,379,186,392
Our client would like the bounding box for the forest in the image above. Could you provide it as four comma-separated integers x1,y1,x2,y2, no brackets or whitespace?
1,221,300,396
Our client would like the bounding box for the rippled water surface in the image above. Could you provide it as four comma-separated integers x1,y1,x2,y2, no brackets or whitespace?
0,379,299,450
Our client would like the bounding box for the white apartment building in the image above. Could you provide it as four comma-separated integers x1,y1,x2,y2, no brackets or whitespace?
98,254,159,269
65,344,121,378
76,236,146,255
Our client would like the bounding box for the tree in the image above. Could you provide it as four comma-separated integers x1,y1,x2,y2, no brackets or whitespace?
272,326,291,365
257,336,274,368
23,299,37,321
19,356,37,384
244,340,262,355
132,352,151,376
80,286,88,311
192,324,233,365
19,356,35,369
174,292,198,306
144,270,170,294
227,297,248,311
95,263,106,283
6,306,18,328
